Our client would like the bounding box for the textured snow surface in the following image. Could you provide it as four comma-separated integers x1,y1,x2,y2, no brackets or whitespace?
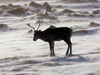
0,0,100,75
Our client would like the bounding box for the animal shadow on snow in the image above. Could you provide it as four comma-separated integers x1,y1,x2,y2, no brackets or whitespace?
53,55,87,62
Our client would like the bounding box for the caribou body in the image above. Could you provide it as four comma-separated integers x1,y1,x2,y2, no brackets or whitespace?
28,24,73,56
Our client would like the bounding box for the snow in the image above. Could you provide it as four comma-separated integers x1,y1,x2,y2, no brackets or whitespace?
0,0,100,75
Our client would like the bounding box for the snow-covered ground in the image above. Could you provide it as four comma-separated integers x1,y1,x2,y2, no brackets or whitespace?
0,0,100,75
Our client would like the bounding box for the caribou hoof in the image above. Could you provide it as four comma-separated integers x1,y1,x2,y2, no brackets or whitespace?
69,54,73,56
50,54,56,57
65,54,73,57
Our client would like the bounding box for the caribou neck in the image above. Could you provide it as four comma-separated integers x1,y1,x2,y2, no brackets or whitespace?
38,31,46,41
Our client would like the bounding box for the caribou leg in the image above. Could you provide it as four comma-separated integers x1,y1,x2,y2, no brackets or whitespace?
66,45,70,56
64,39,72,56
48,41,55,56
69,42,72,56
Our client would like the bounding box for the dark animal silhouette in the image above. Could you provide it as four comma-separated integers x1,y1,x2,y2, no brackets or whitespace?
27,24,73,56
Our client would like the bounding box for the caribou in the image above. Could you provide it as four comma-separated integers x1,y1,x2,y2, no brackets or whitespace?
27,24,73,56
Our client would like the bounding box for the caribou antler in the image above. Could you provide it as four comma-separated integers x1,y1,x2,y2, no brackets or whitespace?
37,23,40,30
27,23,41,31
27,24,35,31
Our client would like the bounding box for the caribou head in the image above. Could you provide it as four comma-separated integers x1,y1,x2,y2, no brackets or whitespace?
27,24,41,41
